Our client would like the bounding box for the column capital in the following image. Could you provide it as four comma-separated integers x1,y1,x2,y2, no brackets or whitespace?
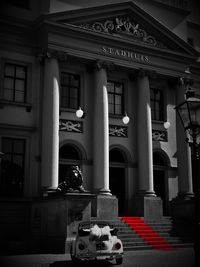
87,60,115,72
37,48,68,63
129,68,156,81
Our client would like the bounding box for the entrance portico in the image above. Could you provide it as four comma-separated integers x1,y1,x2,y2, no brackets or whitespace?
37,1,198,220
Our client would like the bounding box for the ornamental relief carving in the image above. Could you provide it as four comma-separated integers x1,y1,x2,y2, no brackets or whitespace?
78,17,167,48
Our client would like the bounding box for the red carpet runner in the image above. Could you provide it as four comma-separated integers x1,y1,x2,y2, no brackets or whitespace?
121,217,174,251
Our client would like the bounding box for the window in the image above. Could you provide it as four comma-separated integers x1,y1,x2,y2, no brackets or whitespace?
150,88,164,121
3,63,27,103
60,72,80,109
107,81,124,115
0,137,25,197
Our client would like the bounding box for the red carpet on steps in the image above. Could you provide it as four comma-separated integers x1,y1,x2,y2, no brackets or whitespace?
121,217,174,251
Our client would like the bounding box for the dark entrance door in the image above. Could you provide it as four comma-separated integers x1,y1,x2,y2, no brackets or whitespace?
154,169,167,215
109,167,125,216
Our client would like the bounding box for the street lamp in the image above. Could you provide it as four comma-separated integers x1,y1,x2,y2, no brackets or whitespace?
175,88,200,267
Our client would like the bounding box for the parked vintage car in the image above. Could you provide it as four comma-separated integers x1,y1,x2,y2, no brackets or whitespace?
70,220,123,264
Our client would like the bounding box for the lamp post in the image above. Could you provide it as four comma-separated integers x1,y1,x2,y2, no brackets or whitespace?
175,88,200,267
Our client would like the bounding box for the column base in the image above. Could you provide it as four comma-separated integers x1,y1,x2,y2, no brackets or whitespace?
96,188,112,195
41,187,57,197
91,194,118,219
132,193,163,221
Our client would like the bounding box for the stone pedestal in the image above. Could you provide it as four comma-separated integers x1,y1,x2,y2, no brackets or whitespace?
171,196,194,221
91,195,118,219
31,192,95,253
132,195,163,221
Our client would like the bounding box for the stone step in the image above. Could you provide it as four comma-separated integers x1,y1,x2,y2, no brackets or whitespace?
91,216,194,251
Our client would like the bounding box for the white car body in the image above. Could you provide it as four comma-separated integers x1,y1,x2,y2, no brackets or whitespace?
71,221,123,264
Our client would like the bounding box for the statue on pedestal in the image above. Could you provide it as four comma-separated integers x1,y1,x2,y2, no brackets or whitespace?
57,165,86,193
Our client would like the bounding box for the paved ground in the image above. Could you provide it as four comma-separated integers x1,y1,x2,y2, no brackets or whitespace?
0,248,194,267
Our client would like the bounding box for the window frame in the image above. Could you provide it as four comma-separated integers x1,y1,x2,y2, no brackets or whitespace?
150,87,165,122
0,136,26,197
60,70,82,111
107,79,125,116
0,58,32,111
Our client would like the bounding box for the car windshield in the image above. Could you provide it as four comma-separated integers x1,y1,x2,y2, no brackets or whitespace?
79,221,112,230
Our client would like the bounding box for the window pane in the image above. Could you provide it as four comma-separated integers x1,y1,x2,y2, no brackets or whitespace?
108,94,114,104
70,98,78,109
16,66,26,78
5,64,15,76
4,89,13,101
115,104,122,115
107,82,114,92
13,139,24,154
156,111,160,120
1,138,25,197
61,97,68,107
61,87,69,97
15,91,24,102
60,72,80,109
61,73,69,85
108,81,124,115
115,95,122,105
70,88,78,98
150,89,154,98
4,77,14,89
13,155,23,167
150,88,163,121
2,138,12,153
109,104,114,114
71,74,79,87
155,91,161,100
115,84,123,94
15,79,25,92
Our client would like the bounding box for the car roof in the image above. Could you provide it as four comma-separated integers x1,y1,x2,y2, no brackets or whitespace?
78,220,113,228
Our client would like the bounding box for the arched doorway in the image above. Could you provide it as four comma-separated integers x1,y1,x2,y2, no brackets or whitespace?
153,152,169,215
109,148,126,216
59,144,81,183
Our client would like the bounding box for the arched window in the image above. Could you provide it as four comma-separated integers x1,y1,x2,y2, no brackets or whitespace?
59,144,80,160
110,148,125,163
59,144,81,183
153,153,165,166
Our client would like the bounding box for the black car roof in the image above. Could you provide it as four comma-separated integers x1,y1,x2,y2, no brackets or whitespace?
79,220,113,228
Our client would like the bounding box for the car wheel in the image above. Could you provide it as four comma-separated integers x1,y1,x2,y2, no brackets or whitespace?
71,255,81,264
116,257,123,265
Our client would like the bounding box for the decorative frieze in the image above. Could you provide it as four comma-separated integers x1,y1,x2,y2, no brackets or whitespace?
152,129,168,142
109,125,128,137
78,17,167,48
59,119,83,133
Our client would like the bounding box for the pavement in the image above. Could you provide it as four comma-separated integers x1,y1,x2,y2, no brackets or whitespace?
0,248,195,267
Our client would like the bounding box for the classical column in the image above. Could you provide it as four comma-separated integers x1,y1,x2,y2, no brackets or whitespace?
137,71,155,196
176,78,193,199
41,56,60,191
93,61,110,195
133,70,162,221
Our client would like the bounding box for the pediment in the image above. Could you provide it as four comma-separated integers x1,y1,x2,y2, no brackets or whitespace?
47,1,197,57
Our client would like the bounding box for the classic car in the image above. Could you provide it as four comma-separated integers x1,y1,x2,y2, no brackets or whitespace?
70,220,123,264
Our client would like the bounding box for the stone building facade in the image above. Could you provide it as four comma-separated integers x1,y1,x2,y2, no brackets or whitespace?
0,0,200,253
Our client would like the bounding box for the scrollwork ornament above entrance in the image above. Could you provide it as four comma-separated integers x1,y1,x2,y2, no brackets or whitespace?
78,17,167,48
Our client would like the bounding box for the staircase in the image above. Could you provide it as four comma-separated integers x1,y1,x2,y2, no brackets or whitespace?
97,216,194,251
